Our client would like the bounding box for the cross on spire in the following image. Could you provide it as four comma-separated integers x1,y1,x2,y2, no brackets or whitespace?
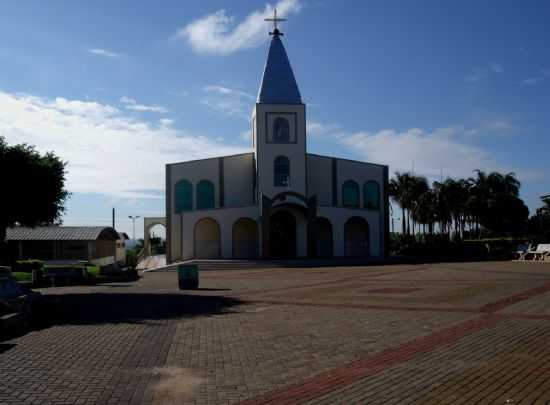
265,8,286,36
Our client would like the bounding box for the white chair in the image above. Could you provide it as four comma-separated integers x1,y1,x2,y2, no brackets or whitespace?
514,244,530,260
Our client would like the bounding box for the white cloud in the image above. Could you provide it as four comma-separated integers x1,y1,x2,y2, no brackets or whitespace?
490,63,503,73
465,67,489,83
119,96,168,114
340,127,504,179
0,91,248,198
125,104,168,113
465,64,503,83
521,69,550,86
480,120,515,132
119,96,136,104
523,77,543,86
89,48,123,58
167,89,190,97
159,118,174,127
306,120,340,136
204,85,254,100
200,85,254,119
176,0,303,55
240,130,252,142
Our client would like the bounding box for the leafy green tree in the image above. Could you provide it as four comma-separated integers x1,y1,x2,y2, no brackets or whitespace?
469,170,527,235
529,196,550,238
0,136,69,260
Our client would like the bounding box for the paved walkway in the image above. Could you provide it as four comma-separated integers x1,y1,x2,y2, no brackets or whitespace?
2,261,550,404
137,255,166,271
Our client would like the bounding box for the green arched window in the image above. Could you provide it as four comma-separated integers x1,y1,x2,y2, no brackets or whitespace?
342,180,360,208
196,180,215,210
174,180,193,213
364,181,380,210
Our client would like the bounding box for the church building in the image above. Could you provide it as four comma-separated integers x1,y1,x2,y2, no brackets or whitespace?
166,23,389,263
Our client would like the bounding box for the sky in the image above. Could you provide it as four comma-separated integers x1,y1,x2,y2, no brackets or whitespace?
1,0,549,239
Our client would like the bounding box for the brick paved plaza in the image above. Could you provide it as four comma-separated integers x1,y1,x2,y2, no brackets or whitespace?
2,261,550,404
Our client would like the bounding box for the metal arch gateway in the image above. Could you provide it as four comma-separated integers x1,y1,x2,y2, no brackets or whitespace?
143,217,166,256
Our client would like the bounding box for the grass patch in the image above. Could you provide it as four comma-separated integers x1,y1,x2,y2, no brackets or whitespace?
12,272,32,283
85,266,100,278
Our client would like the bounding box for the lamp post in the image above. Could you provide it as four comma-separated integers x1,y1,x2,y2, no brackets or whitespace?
128,215,140,242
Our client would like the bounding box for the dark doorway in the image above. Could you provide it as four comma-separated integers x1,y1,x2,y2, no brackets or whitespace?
315,217,333,257
269,210,296,258
344,216,369,257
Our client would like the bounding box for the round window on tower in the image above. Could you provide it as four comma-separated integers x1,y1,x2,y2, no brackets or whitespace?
273,117,290,143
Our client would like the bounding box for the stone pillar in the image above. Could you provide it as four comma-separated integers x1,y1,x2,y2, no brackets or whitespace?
306,195,318,258
143,227,151,257
261,195,272,258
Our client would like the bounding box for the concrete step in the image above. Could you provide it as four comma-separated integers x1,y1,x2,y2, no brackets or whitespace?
151,257,395,272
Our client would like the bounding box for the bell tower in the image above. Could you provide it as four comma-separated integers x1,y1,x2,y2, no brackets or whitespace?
252,12,306,201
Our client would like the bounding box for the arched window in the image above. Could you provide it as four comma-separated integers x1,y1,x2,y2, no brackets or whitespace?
196,180,215,210
174,180,193,213
364,181,380,210
274,156,290,187
342,180,360,208
273,117,290,143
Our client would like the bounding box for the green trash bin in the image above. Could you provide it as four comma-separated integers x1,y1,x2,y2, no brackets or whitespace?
177,264,199,290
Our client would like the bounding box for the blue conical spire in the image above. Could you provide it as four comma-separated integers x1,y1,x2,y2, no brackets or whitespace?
257,35,302,104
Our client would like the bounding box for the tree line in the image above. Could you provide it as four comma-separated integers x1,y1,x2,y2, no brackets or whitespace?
389,170,530,239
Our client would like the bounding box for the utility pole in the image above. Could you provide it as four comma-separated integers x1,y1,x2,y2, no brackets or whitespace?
128,215,140,242
112,208,115,229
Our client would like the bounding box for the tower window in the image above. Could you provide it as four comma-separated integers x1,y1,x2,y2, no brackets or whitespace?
274,156,290,187
273,117,290,143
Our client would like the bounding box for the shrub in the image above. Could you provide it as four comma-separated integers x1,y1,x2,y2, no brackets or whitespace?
14,260,44,273
86,266,100,278
126,250,138,270
12,272,33,283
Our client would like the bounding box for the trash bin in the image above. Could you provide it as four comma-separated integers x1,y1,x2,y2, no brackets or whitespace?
177,265,199,290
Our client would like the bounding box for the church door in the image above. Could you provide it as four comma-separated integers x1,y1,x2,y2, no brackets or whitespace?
269,210,296,258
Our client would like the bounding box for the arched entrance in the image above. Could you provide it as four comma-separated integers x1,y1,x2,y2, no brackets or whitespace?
232,218,258,258
146,224,166,255
194,218,221,259
269,210,296,258
315,217,333,257
344,217,369,257
143,217,166,257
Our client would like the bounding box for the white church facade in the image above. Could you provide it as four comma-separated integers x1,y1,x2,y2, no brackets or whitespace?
166,27,389,263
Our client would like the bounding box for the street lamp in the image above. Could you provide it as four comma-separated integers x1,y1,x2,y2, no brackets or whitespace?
128,215,141,242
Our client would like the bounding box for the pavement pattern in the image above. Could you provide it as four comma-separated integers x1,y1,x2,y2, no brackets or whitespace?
2,261,550,404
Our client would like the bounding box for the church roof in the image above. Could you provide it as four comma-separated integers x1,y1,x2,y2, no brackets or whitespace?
257,35,302,104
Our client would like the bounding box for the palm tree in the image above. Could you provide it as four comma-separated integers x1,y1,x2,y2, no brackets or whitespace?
408,175,429,237
415,188,437,236
390,172,411,235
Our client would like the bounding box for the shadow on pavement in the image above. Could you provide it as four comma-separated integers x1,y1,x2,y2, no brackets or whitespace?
34,292,245,326
0,343,16,354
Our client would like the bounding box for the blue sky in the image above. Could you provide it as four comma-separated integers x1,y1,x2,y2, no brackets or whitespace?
1,0,549,238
